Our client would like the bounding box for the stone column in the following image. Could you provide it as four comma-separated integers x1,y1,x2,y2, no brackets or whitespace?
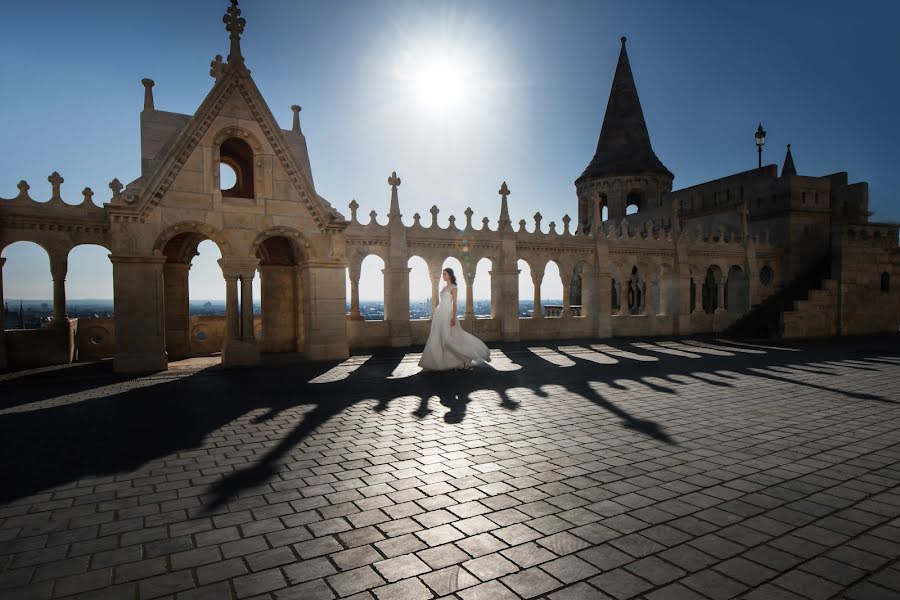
0,258,6,370
50,251,69,324
382,266,411,347
692,278,704,314
595,271,612,337
224,275,239,339
240,274,255,341
219,258,260,367
111,254,168,373
643,279,654,316
301,263,350,360
428,259,443,313
163,262,191,359
464,271,475,320
260,265,297,353
348,263,363,320
614,280,622,315
531,268,544,319
716,275,727,314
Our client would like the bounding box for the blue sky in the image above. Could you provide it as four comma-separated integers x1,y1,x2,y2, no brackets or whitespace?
2,0,898,302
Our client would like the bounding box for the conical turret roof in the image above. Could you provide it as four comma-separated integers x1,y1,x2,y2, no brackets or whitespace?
781,144,796,176
578,37,672,182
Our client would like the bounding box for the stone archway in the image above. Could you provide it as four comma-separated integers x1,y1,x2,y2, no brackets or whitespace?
252,230,309,353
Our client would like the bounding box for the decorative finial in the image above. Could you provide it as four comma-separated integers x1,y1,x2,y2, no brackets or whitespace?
81,187,94,206
621,36,627,46
498,181,511,231
48,172,64,202
15,180,30,201
109,178,123,199
141,79,155,111
223,0,247,70
291,105,302,133
348,199,359,223
210,55,225,80
388,171,401,189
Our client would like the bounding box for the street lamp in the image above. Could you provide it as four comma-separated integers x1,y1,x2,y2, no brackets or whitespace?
755,122,766,169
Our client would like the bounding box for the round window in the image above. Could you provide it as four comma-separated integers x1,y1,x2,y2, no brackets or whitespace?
196,331,208,342
89,334,105,345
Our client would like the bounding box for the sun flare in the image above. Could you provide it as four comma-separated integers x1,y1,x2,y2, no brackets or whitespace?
413,58,469,113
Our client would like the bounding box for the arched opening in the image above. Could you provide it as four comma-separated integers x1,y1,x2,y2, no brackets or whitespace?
625,190,642,215
1,242,52,330
408,256,431,319
881,272,890,293
442,257,466,319
219,163,237,190
219,137,255,198
358,255,385,320
162,235,226,359
627,266,644,314
473,258,492,317
702,265,723,314
725,265,749,314
517,259,533,317
543,261,563,317
759,265,774,287
67,244,115,360
600,194,609,223
256,235,303,352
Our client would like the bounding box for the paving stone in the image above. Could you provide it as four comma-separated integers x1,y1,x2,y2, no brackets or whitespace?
589,568,653,599
326,565,385,597
502,542,557,569
549,582,614,600
623,555,685,586
463,552,520,580
282,557,336,585
458,580,520,600
502,566,561,598
540,555,600,584
373,553,431,582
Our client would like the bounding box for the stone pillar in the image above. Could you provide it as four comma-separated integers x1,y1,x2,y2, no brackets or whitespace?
657,277,669,316
429,259,443,313
561,280,571,317
0,257,6,370
348,263,363,321
111,254,168,373
163,263,191,359
638,279,653,315
614,280,622,315
240,274,255,340
596,271,612,337
383,266,411,347
716,275,727,314
219,258,260,367
692,278,704,315
464,271,475,320
260,265,298,352
50,251,69,324
301,263,350,360
224,275,240,340
531,268,544,319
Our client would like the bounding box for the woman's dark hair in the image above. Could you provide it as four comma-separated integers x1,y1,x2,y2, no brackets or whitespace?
443,268,457,285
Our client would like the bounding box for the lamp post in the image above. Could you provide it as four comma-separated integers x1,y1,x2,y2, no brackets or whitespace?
755,122,766,169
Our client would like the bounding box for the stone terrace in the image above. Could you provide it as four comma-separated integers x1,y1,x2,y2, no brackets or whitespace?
1,335,899,600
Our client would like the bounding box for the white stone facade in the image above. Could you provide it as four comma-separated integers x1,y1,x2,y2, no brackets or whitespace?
1,2,897,373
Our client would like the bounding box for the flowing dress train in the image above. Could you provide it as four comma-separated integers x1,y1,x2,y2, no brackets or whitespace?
418,284,491,370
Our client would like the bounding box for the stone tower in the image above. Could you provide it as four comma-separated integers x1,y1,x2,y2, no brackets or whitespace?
576,37,673,232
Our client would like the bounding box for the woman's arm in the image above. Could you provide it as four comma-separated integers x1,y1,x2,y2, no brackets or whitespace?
451,287,457,326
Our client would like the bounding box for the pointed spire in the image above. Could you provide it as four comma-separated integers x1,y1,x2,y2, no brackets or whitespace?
781,143,796,176
578,37,671,181
387,171,402,222
222,0,249,72
498,181,512,231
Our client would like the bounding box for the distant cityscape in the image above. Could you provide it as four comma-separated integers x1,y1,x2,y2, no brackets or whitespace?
3,298,560,328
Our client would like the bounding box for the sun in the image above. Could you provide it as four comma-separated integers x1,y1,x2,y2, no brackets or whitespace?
413,57,469,114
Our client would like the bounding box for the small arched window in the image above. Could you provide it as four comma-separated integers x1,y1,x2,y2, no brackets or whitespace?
760,266,773,287
219,137,255,199
881,272,890,293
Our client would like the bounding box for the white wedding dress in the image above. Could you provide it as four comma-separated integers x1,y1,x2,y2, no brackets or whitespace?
419,284,491,370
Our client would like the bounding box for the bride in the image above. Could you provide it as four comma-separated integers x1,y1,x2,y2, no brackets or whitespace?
419,268,492,371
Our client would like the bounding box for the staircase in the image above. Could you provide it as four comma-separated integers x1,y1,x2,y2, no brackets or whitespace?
726,255,837,339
